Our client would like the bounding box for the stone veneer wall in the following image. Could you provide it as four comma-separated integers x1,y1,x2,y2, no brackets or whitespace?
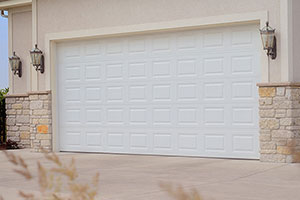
6,91,52,152
6,95,30,148
259,84,300,163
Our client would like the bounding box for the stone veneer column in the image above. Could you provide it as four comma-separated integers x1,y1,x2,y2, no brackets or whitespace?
258,83,300,163
29,92,52,152
6,91,52,152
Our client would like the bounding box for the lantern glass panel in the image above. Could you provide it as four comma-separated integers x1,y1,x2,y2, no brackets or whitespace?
13,60,19,71
261,32,275,50
30,51,42,66
9,59,14,71
30,44,43,66
260,22,275,50
9,53,20,72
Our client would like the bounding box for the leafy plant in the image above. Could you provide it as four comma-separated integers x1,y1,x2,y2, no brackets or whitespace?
6,139,20,149
0,88,9,144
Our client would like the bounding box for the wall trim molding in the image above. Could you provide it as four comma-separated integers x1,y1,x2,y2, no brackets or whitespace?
5,90,51,98
257,82,300,87
0,0,32,10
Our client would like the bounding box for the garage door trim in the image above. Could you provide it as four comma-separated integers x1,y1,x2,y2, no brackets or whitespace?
47,12,268,153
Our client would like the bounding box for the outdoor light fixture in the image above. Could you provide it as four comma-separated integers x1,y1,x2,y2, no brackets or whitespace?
0,10,8,18
260,21,277,60
9,52,22,77
30,44,44,73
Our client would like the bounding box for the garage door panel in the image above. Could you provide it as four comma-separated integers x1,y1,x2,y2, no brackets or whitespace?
85,64,102,81
203,81,226,101
128,61,148,79
178,133,199,151
107,132,126,148
106,108,126,125
230,27,258,48
176,33,198,51
85,132,103,147
64,87,81,102
232,81,255,100
58,24,260,159
63,44,81,59
84,41,102,57
129,132,151,153
177,107,199,126
176,58,198,77
232,107,255,126
128,107,148,125
204,107,226,126
203,56,225,76
60,129,82,149
232,135,255,152
231,55,255,75
85,108,102,125
152,132,175,153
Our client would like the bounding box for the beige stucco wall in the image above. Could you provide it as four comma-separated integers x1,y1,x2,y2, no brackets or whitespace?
11,6,31,94
8,0,285,93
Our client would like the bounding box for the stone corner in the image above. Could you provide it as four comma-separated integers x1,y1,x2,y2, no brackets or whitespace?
6,91,52,151
258,85,300,163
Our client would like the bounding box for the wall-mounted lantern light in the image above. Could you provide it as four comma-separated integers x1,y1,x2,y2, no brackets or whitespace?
30,44,44,73
9,52,22,77
1,10,8,18
260,21,277,60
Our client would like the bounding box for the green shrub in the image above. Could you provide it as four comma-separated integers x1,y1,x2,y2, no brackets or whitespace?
0,88,9,144
6,139,19,149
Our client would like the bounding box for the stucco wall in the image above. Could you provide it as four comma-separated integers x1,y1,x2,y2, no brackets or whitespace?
8,0,283,93
11,7,31,94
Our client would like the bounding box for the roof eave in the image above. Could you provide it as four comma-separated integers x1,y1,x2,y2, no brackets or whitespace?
0,0,32,10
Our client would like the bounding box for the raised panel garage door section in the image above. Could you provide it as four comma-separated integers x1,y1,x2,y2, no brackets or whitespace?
57,24,260,159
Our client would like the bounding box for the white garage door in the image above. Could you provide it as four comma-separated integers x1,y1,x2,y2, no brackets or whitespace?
57,24,260,159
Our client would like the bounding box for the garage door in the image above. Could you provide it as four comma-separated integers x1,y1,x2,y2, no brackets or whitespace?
57,24,260,159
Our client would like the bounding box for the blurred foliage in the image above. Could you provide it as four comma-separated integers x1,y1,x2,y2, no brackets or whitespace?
1,148,206,200
3,149,99,200
0,88,9,144
6,139,19,149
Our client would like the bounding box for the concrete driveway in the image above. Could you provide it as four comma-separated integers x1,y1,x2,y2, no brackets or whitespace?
0,150,300,200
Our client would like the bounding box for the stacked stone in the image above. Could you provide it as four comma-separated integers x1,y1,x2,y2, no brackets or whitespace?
259,85,300,163
29,92,52,152
29,93,52,151
5,95,30,148
5,91,52,152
